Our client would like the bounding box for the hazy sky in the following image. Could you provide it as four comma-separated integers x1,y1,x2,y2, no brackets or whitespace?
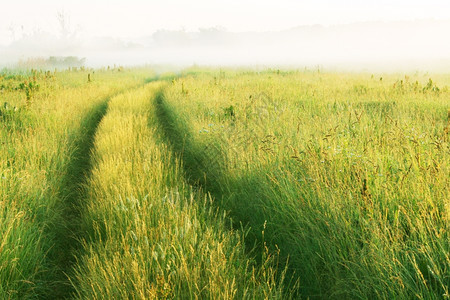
1,0,449,44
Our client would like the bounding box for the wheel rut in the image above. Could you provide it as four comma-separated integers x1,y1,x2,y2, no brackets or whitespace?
45,99,109,299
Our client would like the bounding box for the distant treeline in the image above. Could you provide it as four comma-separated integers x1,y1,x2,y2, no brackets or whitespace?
17,56,86,70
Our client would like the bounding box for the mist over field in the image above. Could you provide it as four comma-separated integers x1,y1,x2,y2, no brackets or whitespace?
2,1,449,298
1,19,450,72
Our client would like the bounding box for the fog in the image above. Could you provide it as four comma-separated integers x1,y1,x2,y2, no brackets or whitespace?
1,19,450,72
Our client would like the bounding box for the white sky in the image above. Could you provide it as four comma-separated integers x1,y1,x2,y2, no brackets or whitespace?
0,0,449,44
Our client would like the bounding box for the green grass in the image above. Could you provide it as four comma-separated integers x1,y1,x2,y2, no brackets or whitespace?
1,67,448,299
160,70,449,298
47,99,110,298
0,68,152,298
72,82,289,299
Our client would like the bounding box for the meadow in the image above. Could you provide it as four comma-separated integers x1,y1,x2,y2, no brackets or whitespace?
0,67,448,299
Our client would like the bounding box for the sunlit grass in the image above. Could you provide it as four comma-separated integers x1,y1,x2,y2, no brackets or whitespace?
0,68,151,298
161,70,449,298
1,67,448,299
73,83,289,299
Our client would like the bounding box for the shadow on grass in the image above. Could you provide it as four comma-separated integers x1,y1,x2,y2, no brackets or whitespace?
152,90,223,194
152,89,300,294
43,99,109,299
38,77,161,299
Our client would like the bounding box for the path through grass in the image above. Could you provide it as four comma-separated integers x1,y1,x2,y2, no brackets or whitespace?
46,99,109,298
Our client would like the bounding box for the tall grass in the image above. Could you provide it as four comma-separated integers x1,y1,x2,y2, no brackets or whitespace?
72,82,290,299
1,67,448,299
0,68,151,298
160,70,449,298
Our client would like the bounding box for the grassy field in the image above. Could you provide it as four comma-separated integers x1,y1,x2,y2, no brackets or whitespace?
1,67,449,299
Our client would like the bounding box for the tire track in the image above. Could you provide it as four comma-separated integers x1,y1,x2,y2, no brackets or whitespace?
152,89,299,296
43,80,159,299
45,99,109,299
